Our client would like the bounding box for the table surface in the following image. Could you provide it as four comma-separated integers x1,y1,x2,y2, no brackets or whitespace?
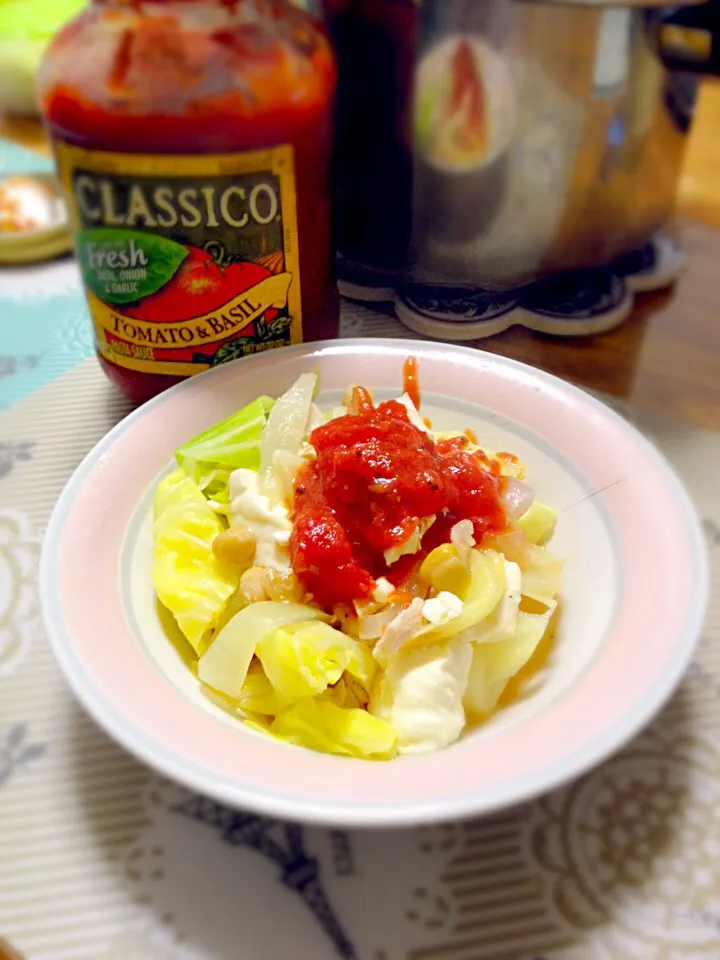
2,85,720,960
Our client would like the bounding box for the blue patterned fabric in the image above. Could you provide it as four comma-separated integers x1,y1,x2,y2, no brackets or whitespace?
0,137,95,408
0,260,94,409
0,137,53,177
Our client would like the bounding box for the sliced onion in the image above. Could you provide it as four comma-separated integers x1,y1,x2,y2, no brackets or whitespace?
399,567,431,600
354,598,379,616
449,518,475,565
198,600,327,698
272,449,304,502
385,556,430,601
484,529,529,565
258,372,317,504
395,394,433,437
346,385,374,415
306,402,324,432
500,478,535,524
358,602,405,641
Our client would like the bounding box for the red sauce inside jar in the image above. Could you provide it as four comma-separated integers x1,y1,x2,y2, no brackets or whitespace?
39,0,337,405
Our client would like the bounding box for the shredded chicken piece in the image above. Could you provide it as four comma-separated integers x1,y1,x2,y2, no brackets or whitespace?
345,673,371,708
358,601,404,641
450,518,475,549
373,598,425,664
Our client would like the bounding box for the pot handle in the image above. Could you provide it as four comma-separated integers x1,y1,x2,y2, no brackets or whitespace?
647,2,720,75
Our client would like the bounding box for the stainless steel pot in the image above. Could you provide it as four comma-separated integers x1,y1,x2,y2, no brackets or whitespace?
322,0,718,289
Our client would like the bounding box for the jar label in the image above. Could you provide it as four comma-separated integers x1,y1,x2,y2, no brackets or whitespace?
54,143,303,376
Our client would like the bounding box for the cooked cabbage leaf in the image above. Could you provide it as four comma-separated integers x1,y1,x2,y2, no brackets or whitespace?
270,699,397,759
153,469,238,654
415,549,506,645
514,501,557,545
463,604,556,717
257,620,376,703
198,601,328,698
464,559,521,644
237,661,287,716
370,636,472,755
485,532,563,607
175,395,274,502
520,546,563,606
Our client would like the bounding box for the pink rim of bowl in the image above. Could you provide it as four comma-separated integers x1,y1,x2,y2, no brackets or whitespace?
40,339,708,828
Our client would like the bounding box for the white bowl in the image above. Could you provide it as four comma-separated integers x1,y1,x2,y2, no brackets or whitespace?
40,339,707,827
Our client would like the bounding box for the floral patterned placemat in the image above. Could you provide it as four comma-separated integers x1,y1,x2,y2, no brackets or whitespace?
0,261,718,960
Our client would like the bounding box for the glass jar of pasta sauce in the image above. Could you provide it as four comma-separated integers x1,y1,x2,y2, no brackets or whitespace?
39,0,337,404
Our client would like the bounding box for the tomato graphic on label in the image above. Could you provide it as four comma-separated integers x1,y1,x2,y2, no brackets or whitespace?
126,244,275,324
73,169,299,376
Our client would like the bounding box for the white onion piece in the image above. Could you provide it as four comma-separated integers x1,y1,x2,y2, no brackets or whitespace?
306,402,324,432
258,372,317,504
500,478,535,524
381,561,431,602
399,567,431,600
346,385,373,415
198,600,327,698
354,598,381,617
358,602,404,641
487,529,528,564
395,393,433,437
272,449,304,502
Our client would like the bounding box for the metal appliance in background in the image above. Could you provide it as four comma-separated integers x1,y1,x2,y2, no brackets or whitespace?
320,0,720,337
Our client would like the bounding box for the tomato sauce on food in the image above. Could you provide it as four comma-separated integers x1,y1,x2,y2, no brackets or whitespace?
290,384,507,607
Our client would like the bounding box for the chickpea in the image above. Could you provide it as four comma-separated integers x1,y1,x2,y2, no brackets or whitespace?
240,565,270,603
265,569,304,603
212,526,256,567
